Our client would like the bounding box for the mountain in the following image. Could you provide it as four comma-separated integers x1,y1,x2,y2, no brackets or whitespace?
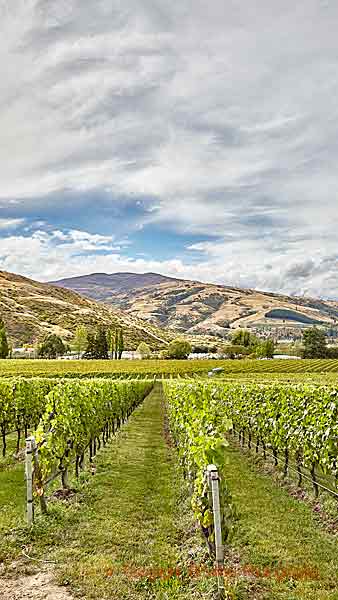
0,271,169,348
50,272,182,302
52,272,338,339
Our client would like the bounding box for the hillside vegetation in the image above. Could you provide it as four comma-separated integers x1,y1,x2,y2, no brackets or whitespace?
53,272,338,338
0,271,169,349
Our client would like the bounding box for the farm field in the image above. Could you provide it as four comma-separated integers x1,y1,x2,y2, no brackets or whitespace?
0,373,338,599
3,357,338,378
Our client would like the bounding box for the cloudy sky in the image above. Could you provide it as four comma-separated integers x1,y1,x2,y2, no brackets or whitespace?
1,1,338,298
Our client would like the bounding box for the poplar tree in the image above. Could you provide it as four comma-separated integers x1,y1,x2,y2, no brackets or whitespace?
95,326,109,359
0,317,9,359
83,332,96,359
118,328,124,359
74,325,88,358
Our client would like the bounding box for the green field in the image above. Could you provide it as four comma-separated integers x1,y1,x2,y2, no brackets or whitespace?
1,364,338,599
2,357,338,378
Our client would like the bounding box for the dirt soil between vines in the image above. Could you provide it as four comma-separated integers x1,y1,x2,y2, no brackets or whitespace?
0,570,73,600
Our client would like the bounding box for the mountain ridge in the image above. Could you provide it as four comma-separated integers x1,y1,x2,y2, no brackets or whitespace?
50,272,183,301
51,271,338,339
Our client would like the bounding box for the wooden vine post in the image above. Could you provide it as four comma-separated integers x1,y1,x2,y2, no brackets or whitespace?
32,437,48,514
25,437,34,526
206,464,224,597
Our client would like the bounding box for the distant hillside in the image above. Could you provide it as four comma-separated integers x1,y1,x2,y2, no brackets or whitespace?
51,272,182,302
52,272,338,339
0,271,169,349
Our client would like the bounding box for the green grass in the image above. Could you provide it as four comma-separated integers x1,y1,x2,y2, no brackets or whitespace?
0,463,26,561
0,432,24,471
0,434,27,561
224,443,338,599
3,358,338,379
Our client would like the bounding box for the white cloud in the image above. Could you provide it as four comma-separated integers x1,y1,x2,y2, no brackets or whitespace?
51,229,117,251
0,227,336,299
1,1,338,296
0,229,195,282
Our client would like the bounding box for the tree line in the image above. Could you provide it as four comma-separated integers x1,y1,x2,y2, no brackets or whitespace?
41,325,126,360
0,313,337,360
230,329,276,358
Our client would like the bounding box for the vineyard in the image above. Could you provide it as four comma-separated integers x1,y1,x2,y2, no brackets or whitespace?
0,378,152,510
164,380,338,498
163,379,338,596
35,378,152,495
0,370,338,599
0,378,57,458
2,357,338,379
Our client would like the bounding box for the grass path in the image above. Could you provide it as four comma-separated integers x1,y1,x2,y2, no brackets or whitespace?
0,464,26,548
0,432,27,562
224,444,338,599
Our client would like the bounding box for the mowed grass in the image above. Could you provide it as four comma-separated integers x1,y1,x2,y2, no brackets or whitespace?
3,358,338,379
0,463,26,562
224,444,338,599
0,432,27,561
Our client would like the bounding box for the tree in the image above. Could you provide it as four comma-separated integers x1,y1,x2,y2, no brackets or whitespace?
73,325,87,358
112,327,124,360
165,339,192,360
113,330,118,360
192,344,218,354
256,338,275,358
231,329,258,348
83,327,109,359
0,317,9,359
38,334,66,359
137,342,151,359
264,338,275,358
83,332,96,359
96,326,109,359
107,328,115,359
118,328,124,359
302,327,327,358
223,344,251,359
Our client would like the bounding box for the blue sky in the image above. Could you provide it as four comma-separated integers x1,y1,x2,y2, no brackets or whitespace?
1,1,338,297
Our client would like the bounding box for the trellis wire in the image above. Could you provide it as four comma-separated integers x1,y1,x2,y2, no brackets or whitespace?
229,431,338,499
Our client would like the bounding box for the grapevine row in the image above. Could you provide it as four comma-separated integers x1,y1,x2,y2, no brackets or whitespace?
3,358,338,379
163,380,235,556
165,380,338,496
35,378,153,492
0,378,57,457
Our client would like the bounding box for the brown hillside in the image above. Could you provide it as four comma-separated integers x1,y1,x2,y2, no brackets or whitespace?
0,271,169,349
52,272,338,339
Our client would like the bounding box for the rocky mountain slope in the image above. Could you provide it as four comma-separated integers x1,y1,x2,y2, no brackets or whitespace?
0,271,169,348
52,272,338,339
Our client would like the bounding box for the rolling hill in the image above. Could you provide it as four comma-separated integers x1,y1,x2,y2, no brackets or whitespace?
52,272,338,339
51,272,182,301
0,271,170,349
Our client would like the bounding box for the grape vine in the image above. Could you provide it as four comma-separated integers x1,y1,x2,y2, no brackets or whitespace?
0,378,57,457
163,381,236,557
34,379,153,491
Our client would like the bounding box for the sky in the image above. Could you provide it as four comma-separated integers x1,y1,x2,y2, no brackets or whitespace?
1,0,338,298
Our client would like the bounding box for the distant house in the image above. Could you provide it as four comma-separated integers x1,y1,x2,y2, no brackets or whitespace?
12,347,36,358
273,354,301,360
